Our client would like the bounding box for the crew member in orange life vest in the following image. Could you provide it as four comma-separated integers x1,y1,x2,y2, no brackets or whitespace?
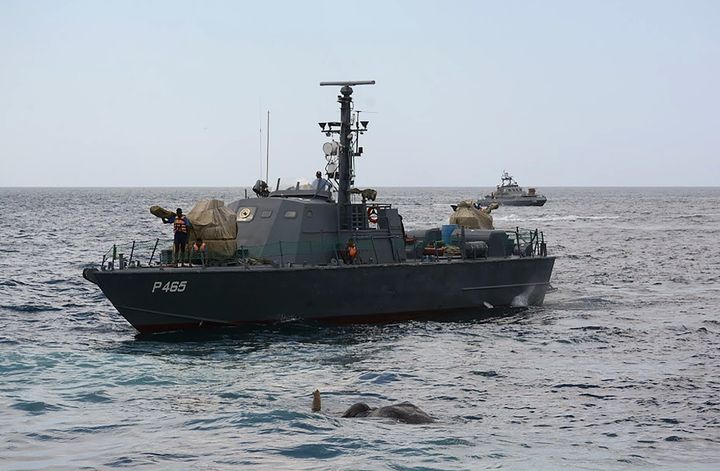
163,208,192,266
346,239,358,264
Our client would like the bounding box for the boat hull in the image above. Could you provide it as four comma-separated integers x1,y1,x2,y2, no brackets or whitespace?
478,197,547,207
83,257,555,334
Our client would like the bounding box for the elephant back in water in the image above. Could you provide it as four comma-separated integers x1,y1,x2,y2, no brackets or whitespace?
342,401,434,424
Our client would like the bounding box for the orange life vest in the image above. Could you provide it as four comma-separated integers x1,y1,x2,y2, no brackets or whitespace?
348,245,358,258
173,217,188,233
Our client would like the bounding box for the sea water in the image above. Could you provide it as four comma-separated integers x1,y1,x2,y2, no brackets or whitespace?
1,187,719,470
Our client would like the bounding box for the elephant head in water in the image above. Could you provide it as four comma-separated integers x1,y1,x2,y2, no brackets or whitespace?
312,390,434,424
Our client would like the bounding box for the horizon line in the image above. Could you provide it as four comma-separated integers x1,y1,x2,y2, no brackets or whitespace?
2,185,719,189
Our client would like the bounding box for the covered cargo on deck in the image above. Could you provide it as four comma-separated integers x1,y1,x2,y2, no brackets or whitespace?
187,199,238,262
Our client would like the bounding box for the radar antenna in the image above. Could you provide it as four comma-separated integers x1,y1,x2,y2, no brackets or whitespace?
319,80,376,87
318,80,375,230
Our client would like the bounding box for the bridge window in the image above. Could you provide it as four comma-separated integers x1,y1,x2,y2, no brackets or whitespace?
261,210,273,218
284,210,297,219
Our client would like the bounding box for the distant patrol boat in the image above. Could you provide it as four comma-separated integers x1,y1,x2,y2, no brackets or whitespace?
477,171,547,207
83,81,555,334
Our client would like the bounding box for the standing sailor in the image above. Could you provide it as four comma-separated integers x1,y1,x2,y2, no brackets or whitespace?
311,171,331,192
163,208,192,267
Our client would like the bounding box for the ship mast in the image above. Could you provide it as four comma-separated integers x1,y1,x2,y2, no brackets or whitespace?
319,80,375,230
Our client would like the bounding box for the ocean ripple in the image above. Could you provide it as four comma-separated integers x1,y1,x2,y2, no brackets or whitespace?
0,187,719,469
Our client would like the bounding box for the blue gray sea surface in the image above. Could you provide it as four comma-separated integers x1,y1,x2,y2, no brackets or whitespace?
1,187,719,470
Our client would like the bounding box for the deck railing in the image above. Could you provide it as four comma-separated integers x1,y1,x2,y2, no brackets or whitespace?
98,238,347,270
98,227,547,271
506,227,546,257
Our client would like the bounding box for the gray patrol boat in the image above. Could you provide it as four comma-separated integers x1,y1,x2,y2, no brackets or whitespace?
477,171,547,207
83,81,555,334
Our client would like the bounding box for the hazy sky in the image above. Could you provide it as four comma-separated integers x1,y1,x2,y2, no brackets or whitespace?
1,0,718,187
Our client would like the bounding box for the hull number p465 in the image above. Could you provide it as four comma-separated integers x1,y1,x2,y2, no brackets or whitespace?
152,281,187,293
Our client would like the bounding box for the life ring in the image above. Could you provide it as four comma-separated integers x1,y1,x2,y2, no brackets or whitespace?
367,206,379,224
